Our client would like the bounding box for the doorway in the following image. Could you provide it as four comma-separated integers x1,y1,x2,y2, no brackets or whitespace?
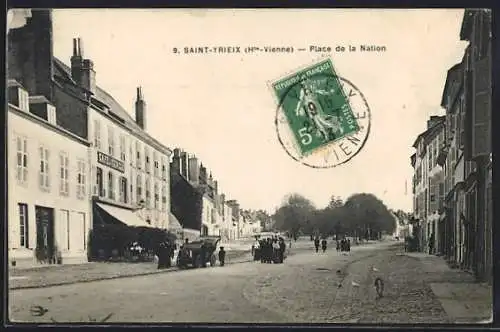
35,206,55,264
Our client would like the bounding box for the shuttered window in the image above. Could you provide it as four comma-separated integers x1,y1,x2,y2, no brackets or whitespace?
472,56,491,158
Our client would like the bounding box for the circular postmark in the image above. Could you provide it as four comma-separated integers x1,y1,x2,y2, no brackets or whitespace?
275,73,371,168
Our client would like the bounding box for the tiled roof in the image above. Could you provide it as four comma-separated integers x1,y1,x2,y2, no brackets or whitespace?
53,57,171,155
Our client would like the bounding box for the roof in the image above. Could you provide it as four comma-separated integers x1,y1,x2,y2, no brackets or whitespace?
53,58,171,155
460,9,475,41
411,117,445,148
440,62,463,108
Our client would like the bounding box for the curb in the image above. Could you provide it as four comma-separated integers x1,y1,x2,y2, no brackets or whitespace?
10,249,309,291
10,252,252,291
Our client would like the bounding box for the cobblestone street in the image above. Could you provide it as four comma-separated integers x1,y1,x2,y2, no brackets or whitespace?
9,241,491,324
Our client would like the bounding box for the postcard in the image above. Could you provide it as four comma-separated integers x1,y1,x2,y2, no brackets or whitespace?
6,8,492,325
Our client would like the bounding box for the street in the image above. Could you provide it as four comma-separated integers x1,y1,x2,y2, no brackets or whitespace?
10,241,485,324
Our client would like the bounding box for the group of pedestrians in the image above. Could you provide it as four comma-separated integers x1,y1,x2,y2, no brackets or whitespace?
156,240,176,269
257,236,287,263
313,237,328,253
336,237,351,253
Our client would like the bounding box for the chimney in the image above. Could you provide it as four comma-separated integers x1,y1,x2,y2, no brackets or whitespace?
170,148,181,175
213,180,218,195
199,163,207,184
135,86,146,130
70,38,83,83
70,38,96,94
180,151,188,178
7,9,54,101
188,155,200,185
427,115,443,129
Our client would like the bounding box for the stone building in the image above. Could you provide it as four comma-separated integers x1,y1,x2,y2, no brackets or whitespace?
460,9,492,283
7,10,173,262
7,81,92,267
411,116,445,253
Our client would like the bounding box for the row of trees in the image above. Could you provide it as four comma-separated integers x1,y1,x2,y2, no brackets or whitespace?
272,193,399,240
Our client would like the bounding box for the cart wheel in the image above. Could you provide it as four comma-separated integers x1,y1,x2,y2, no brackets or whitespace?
210,254,216,267
194,255,202,268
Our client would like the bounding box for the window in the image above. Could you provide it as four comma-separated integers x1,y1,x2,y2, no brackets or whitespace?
153,151,159,177
161,157,167,179
19,203,29,248
144,147,150,173
17,88,30,112
129,139,134,166
16,136,28,183
59,209,70,251
59,152,69,196
145,178,151,208
154,183,159,209
161,185,167,212
136,174,142,202
119,176,128,203
76,159,86,200
47,104,56,124
94,120,101,149
108,172,115,200
136,141,142,168
96,167,104,197
108,126,115,156
39,146,50,190
119,135,126,161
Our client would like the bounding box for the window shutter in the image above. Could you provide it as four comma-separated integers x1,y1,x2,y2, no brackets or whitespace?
472,55,491,158
464,70,474,160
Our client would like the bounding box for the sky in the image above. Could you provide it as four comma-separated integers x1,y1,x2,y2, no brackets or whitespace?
51,9,468,214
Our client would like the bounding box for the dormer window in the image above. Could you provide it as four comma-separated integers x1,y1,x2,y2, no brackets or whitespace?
28,96,57,124
8,81,29,112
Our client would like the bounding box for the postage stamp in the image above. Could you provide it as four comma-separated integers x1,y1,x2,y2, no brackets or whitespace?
270,57,371,168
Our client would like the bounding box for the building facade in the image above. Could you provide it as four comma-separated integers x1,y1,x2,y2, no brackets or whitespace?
8,81,92,267
53,40,172,230
414,9,492,284
460,9,492,283
7,10,174,265
411,116,445,253
170,148,231,238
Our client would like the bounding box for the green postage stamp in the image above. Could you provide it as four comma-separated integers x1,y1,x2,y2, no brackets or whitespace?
271,57,370,166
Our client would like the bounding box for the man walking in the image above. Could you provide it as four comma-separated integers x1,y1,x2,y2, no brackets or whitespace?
321,238,327,253
314,237,320,253
218,246,226,266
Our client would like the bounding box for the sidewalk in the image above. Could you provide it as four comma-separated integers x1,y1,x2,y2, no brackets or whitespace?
330,244,492,324
403,252,493,324
9,250,252,290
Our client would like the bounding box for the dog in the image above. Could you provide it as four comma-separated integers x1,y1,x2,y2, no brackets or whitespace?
374,277,384,299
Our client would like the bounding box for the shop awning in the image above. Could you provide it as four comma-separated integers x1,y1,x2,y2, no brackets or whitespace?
96,202,154,228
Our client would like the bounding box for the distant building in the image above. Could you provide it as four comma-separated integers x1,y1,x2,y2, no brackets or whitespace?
170,148,228,238
411,115,446,253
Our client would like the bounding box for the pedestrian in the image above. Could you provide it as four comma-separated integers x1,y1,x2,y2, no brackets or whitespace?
218,246,226,266
164,241,173,268
200,242,207,267
259,239,265,263
336,240,340,252
321,238,327,253
314,237,320,253
279,238,286,263
157,241,169,269
347,239,351,253
429,232,435,254
266,238,273,263
272,238,280,263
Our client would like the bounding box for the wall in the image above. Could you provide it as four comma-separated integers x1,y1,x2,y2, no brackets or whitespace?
8,104,91,266
88,109,169,229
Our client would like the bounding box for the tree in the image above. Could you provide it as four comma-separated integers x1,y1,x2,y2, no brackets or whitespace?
273,193,316,238
328,195,344,209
